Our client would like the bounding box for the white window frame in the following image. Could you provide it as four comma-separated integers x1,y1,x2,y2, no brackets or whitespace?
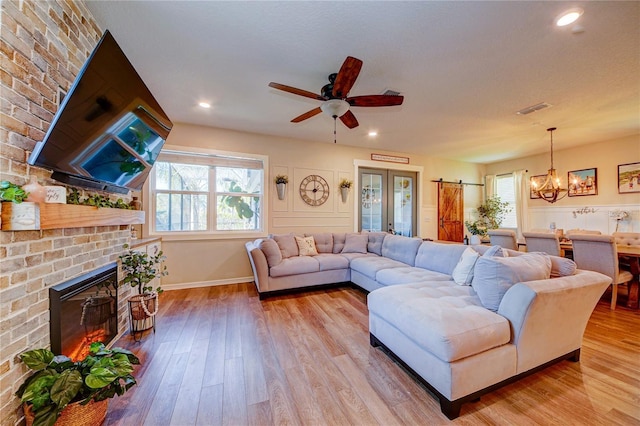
495,173,518,230
143,144,268,241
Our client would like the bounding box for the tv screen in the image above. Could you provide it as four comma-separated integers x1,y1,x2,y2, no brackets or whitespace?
28,30,172,194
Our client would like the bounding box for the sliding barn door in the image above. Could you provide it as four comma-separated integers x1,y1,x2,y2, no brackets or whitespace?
437,182,463,242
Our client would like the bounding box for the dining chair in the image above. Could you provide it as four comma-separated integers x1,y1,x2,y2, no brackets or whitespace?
612,232,640,247
487,229,518,251
522,231,562,257
565,229,602,238
571,234,633,310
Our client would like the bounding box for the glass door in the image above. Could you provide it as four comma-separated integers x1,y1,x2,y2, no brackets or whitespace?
359,168,417,236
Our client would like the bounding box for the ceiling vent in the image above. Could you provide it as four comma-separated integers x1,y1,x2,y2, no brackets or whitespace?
516,102,552,115
382,89,401,96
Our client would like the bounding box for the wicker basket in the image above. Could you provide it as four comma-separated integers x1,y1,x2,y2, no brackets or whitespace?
24,398,108,426
128,293,157,321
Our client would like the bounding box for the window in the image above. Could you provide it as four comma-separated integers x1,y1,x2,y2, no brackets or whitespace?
150,149,264,235
495,174,517,228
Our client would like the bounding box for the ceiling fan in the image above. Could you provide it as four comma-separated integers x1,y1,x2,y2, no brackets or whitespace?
268,56,404,132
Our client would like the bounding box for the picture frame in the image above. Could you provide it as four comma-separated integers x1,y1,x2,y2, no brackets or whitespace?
618,162,640,194
529,175,547,199
568,168,597,197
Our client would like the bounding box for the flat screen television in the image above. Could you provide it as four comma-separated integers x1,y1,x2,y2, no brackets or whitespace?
28,30,172,194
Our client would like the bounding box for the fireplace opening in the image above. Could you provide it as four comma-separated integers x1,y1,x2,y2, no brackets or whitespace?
50,262,118,360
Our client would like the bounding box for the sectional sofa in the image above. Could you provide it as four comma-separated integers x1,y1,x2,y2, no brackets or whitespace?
245,232,611,419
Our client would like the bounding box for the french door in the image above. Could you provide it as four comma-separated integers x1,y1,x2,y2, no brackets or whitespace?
359,168,417,236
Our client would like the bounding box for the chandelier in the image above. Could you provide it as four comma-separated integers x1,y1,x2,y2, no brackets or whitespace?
531,127,568,203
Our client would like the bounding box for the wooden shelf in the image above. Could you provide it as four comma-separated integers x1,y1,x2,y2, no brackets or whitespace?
1,202,145,231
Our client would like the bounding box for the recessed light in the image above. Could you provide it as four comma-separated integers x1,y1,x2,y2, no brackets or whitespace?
368,131,378,137
556,8,583,27
198,102,211,109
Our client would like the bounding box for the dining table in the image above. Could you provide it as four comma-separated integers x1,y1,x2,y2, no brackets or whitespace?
560,242,640,309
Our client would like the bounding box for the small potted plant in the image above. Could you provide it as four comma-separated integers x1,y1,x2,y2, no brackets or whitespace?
465,195,511,244
16,342,140,426
274,175,288,200
0,180,29,203
118,244,167,340
339,179,352,203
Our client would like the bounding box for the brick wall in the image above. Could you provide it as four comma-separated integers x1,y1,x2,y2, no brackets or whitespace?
0,2,136,425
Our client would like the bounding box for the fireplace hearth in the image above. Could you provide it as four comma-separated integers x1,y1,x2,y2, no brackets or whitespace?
50,263,119,360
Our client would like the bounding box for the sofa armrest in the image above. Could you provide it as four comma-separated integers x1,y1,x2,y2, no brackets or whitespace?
245,240,270,293
498,269,611,373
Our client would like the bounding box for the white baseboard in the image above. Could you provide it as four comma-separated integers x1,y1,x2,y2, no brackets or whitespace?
161,276,254,291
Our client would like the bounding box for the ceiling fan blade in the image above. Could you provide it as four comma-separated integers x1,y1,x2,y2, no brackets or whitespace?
339,110,359,129
291,107,322,123
269,82,326,101
347,95,404,107
332,56,363,98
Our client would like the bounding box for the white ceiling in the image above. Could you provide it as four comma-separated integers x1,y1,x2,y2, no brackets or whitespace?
86,1,640,164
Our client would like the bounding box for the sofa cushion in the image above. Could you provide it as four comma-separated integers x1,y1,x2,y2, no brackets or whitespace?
342,233,368,254
296,236,319,256
375,267,452,286
259,238,282,267
269,256,320,277
314,254,349,271
451,247,480,285
367,232,387,255
350,256,407,280
306,233,334,253
332,233,347,253
273,233,298,258
381,234,422,266
482,245,505,257
472,253,552,311
549,255,576,277
368,283,511,362
414,242,468,275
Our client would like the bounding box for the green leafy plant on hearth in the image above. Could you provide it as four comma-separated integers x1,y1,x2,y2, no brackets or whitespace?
66,187,133,209
119,243,167,295
465,195,512,236
0,180,29,203
15,342,140,426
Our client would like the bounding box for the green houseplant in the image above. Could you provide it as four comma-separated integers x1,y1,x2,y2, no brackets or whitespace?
465,195,512,238
0,180,29,203
16,342,139,426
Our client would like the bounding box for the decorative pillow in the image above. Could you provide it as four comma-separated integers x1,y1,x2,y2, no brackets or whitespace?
483,245,504,257
367,232,386,255
451,247,480,285
259,239,282,267
550,255,576,277
341,233,368,254
332,233,347,253
273,233,298,258
471,253,552,311
306,233,333,253
295,236,319,256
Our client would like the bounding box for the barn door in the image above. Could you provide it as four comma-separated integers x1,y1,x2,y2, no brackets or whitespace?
437,182,463,242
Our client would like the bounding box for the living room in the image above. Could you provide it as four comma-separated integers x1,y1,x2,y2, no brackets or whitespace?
1,1,639,425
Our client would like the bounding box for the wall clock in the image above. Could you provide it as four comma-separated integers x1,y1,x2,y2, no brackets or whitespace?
299,174,330,206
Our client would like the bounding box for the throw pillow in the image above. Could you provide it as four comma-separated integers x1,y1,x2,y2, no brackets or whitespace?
366,232,386,255
451,247,480,285
259,238,282,267
341,233,368,254
306,233,333,253
332,233,347,253
483,245,504,257
471,253,552,311
273,233,299,258
295,236,319,256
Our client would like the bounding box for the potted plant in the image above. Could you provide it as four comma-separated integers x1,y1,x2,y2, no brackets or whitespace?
339,179,352,203
274,175,288,200
464,195,511,244
16,342,140,426
0,180,29,203
118,244,167,340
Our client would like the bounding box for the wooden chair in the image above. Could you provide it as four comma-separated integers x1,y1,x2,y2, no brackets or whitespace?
487,229,518,251
571,234,633,310
523,231,562,257
565,229,602,239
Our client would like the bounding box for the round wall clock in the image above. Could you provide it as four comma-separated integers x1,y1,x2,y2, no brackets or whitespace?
299,174,330,206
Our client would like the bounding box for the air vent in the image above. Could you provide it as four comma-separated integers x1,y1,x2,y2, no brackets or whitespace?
382,89,401,96
516,102,552,115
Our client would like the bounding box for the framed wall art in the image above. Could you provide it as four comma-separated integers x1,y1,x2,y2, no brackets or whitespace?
568,168,597,197
618,162,640,194
529,175,547,199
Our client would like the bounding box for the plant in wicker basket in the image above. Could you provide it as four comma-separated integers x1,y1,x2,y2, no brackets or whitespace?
16,342,140,426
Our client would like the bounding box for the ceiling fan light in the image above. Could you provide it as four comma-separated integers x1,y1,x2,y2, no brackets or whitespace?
556,8,583,27
320,99,350,118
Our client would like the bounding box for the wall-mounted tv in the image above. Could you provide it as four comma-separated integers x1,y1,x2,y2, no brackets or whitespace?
28,30,173,194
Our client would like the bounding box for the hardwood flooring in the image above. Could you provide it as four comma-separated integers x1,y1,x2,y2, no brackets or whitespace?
105,283,640,425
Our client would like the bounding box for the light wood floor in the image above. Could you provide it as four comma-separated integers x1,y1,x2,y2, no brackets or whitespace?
105,283,640,425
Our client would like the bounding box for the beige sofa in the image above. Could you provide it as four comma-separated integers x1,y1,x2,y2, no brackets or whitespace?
245,232,611,419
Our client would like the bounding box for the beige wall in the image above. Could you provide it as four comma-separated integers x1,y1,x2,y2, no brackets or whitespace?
146,123,486,287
